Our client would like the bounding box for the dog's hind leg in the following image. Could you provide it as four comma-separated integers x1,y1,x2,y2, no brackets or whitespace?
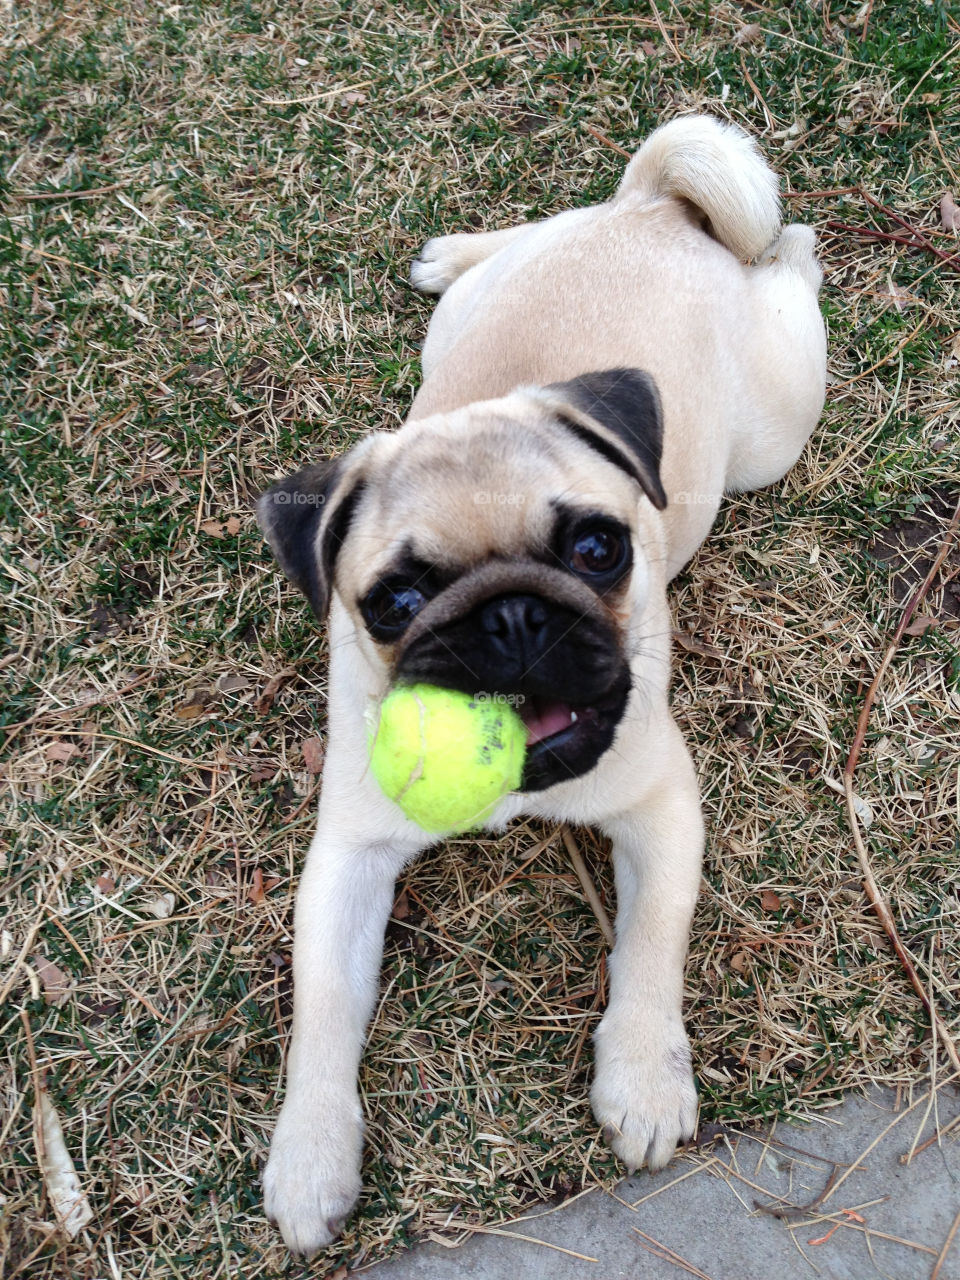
410,223,535,295
725,224,827,493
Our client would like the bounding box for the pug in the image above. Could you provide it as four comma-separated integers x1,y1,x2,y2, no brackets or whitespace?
256,114,826,1256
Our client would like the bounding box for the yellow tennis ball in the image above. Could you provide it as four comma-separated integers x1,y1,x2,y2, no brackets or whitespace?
369,684,526,835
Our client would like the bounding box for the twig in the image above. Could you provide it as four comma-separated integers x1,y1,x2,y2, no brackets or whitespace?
464,1224,598,1262
931,1207,960,1280
14,181,128,201
30,725,228,772
858,188,960,270
793,1212,938,1258
628,1157,720,1207
826,221,929,250
0,235,102,275
260,79,374,106
927,111,960,187
20,1009,42,1105
648,0,683,62
755,1167,839,1221
740,56,776,131
632,1227,715,1279
0,868,69,1007
900,1115,960,1164
561,826,615,947
784,187,859,200
447,829,559,923
831,313,928,389
95,940,230,1110
583,123,632,159
270,244,314,364
841,495,960,1075
860,0,875,42
194,448,208,534
2,672,154,737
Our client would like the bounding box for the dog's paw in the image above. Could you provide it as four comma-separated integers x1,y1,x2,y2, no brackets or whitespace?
409,236,462,294
263,1096,363,1258
590,1021,698,1173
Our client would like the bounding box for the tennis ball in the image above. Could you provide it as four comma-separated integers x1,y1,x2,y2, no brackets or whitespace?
369,684,526,835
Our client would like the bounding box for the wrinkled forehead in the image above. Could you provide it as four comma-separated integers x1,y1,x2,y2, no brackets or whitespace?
358,414,637,574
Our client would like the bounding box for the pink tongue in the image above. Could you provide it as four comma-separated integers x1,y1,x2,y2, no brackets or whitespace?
522,700,574,744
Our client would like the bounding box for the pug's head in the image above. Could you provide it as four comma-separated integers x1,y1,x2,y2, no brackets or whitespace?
257,368,666,792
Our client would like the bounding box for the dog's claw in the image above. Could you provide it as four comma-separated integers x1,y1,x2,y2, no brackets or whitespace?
592,1021,698,1174
262,1094,363,1256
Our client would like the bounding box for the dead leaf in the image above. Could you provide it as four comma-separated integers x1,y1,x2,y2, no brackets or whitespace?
760,890,782,912
34,955,72,1006
256,667,296,715
174,688,211,719
248,867,265,904
35,1087,94,1238
730,950,749,973
880,276,920,312
903,613,937,636
174,702,206,720
941,193,959,231
744,548,777,567
340,91,366,106
225,515,242,536
44,741,80,764
118,301,153,327
218,673,251,694
823,776,874,828
144,892,175,919
484,976,511,996
200,519,224,538
248,761,277,784
672,631,724,660
734,22,763,44
95,873,115,895
301,736,325,774
756,1047,773,1063
247,868,281,905
392,888,410,920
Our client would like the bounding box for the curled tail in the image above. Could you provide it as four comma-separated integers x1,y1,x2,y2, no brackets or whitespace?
615,115,781,261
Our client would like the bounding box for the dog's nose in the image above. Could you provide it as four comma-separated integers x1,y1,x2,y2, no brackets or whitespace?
480,594,549,655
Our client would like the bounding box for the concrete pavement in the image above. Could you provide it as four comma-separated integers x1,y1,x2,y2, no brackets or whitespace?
362,1085,960,1280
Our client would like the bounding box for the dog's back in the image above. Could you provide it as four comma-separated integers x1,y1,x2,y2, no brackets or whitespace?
410,115,826,572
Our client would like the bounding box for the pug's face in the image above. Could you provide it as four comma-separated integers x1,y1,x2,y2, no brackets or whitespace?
257,369,666,792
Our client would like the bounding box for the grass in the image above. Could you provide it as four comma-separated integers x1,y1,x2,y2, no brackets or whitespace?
1,0,959,1276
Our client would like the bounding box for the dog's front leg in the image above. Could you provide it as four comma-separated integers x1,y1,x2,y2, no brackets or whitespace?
592,716,703,1171
263,814,416,1257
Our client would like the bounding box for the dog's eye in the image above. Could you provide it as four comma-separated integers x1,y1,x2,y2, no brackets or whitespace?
361,581,427,639
569,525,629,578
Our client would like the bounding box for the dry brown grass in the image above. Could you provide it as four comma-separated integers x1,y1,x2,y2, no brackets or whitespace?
1,1,958,1276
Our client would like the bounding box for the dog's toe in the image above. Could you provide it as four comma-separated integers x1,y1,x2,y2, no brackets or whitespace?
410,238,457,293
591,1024,698,1174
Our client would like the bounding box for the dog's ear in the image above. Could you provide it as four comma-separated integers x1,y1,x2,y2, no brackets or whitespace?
542,367,667,511
256,456,365,619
